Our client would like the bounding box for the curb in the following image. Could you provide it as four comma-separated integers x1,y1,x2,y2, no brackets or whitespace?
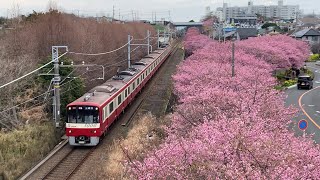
284,84,297,90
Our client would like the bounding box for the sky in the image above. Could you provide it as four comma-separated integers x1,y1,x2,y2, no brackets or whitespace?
0,0,319,22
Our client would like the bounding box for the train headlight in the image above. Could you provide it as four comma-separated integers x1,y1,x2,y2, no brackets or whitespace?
94,130,97,133
69,130,72,133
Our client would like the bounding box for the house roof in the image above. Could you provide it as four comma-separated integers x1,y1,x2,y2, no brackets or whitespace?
300,17,320,25
292,29,320,38
222,28,258,40
237,28,258,39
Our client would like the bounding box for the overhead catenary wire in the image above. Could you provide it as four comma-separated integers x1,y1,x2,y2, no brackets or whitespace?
68,36,133,56
0,89,54,115
0,52,68,89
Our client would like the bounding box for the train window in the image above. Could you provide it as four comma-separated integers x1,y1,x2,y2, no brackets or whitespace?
133,82,135,89
67,108,77,123
109,102,114,114
104,107,107,120
68,106,99,124
125,89,128,98
118,95,122,105
128,86,131,94
137,78,140,85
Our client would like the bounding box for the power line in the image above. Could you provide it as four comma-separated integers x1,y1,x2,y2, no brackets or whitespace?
0,52,68,89
0,89,54,115
68,37,133,56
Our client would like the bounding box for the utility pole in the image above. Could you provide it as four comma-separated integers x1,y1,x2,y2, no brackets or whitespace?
52,46,68,128
132,10,134,21
231,38,235,77
119,8,121,20
155,12,157,23
152,12,154,22
147,30,150,55
128,35,131,68
157,29,160,49
112,5,115,21
223,24,226,43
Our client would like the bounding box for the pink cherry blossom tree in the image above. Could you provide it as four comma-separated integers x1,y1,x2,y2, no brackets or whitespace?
128,31,319,179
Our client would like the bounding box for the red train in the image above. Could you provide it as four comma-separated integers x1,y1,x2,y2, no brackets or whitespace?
66,44,174,146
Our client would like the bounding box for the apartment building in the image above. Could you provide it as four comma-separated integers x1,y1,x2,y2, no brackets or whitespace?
215,0,299,22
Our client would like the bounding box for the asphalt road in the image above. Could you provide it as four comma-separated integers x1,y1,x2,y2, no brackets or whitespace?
285,62,320,143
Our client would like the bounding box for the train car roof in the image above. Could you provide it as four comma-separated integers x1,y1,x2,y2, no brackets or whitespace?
68,48,167,107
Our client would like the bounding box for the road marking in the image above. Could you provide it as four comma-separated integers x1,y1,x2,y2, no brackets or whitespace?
308,105,315,107
316,81,320,84
298,86,320,129
316,111,320,114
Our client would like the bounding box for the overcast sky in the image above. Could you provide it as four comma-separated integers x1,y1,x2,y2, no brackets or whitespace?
0,0,319,21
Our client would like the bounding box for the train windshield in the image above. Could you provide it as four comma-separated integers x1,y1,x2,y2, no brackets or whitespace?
67,106,99,123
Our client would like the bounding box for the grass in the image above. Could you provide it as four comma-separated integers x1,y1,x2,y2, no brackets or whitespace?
102,113,168,179
0,122,59,180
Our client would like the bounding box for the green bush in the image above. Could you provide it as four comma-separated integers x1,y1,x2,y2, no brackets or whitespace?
275,71,286,80
308,54,320,61
283,79,297,87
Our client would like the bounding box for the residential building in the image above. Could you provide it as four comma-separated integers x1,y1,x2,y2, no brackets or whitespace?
216,0,299,22
221,28,258,41
291,29,320,44
230,14,257,26
215,10,224,22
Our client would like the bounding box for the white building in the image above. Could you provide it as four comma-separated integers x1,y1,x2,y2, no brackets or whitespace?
216,0,299,22
215,10,224,22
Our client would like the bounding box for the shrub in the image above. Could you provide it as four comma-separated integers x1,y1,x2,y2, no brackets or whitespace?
0,123,59,179
309,54,320,61
283,79,297,87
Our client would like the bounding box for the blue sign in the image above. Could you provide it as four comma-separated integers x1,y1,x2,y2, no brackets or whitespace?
223,28,237,33
298,120,308,131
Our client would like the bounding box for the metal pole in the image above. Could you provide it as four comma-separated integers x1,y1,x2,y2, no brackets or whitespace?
128,35,131,68
147,30,150,55
52,46,61,127
232,39,235,77
218,26,221,42
157,29,160,49
223,26,226,43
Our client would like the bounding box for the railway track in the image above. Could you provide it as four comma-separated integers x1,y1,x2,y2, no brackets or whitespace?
121,41,181,127
42,147,93,180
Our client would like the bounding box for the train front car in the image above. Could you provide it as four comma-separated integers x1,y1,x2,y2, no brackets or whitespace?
66,103,101,146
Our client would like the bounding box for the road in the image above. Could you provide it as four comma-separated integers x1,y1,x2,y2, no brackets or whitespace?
285,62,320,143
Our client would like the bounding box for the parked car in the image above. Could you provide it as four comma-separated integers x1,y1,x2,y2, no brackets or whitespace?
297,75,313,90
